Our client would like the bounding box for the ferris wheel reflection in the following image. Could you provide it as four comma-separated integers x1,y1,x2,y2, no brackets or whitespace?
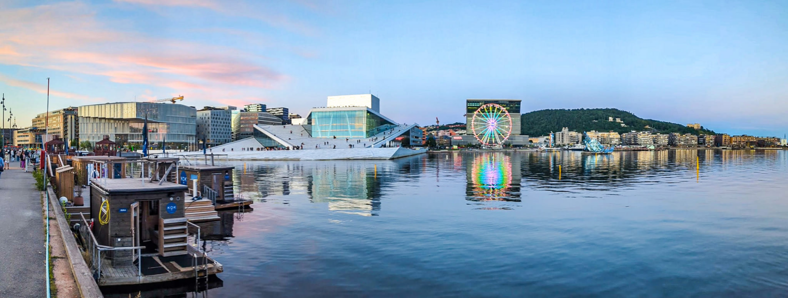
466,153,521,202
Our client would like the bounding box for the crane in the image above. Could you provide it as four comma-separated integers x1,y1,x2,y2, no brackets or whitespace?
156,95,184,104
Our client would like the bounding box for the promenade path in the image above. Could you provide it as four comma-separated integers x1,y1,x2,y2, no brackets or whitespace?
0,161,45,297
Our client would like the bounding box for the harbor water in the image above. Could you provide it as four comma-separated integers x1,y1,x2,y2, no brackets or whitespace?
108,150,788,297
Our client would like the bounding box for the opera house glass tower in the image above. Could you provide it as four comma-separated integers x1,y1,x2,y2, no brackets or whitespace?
308,94,398,139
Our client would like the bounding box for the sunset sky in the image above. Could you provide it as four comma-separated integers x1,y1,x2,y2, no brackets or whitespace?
1,0,786,137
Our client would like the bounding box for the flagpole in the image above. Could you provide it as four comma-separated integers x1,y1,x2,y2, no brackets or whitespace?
45,77,51,298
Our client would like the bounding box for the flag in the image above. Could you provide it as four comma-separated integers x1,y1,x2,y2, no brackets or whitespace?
142,113,149,157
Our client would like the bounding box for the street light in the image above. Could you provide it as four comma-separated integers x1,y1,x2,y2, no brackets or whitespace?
1,94,5,150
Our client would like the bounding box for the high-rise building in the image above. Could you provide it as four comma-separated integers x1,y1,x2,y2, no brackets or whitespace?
197,106,235,146
78,102,196,149
266,107,289,124
465,99,522,136
31,107,79,144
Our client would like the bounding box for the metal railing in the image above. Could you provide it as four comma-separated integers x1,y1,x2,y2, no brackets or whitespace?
202,185,217,205
78,213,145,282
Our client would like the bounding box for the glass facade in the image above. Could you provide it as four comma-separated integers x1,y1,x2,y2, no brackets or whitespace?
253,129,285,148
311,109,395,139
78,102,196,147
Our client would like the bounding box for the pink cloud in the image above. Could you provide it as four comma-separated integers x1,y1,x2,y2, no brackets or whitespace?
0,73,102,102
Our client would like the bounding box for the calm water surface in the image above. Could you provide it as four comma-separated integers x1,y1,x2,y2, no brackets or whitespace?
120,150,788,297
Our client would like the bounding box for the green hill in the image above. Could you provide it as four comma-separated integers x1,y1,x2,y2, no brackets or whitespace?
520,108,716,136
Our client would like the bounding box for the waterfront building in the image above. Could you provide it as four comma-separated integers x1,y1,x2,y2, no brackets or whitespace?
232,110,283,141
78,102,196,149
781,139,787,146
586,131,621,146
197,106,234,146
715,134,731,147
669,133,698,147
652,133,669,146
193,93,425,156
31,107,79,145
622,131,638,145
465,99,522,136
266,107,290,124
554,127,581,145
698,134,715,147
637,132,654,146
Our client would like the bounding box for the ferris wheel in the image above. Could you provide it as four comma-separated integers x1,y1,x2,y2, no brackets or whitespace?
471,103,512,147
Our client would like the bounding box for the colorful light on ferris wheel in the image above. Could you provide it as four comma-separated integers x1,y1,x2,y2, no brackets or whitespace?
471,103,512,147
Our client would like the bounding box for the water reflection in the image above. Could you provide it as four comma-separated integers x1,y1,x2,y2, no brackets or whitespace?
466,153,521,202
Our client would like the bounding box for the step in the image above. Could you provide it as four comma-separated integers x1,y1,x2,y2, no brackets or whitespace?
162,218,188,224
163,243,187,248
163,225,187,231
185,211,218,217
185,206,216,213
187,215,221,222
163,233,188,240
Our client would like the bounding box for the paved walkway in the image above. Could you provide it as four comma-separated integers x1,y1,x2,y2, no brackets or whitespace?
0,161,45,297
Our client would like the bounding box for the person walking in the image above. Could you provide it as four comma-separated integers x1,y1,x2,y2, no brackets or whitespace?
0,154,4,178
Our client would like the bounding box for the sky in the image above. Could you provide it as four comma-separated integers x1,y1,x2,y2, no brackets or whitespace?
0,0,787,137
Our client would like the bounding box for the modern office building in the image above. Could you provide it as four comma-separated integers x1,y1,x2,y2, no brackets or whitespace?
197,106,235,146
13,127,43,148
266,107,289,124
231,110,284,141
201,93,423,152
243,104,266,112
78,102,196,149
465,99,521,136
31,107,79,144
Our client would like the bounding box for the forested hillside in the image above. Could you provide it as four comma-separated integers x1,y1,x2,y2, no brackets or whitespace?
520,108,716,136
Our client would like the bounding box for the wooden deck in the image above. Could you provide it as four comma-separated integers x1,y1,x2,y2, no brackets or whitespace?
98,253,223,286
214,199,253,210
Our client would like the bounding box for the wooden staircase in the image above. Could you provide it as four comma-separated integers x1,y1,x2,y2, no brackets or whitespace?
65,206,91,225
223,182,234,201
158,218,189,257
184,199,220,222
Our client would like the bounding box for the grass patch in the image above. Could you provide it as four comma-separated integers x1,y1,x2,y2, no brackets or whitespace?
33,169,46,191
40,192,58,297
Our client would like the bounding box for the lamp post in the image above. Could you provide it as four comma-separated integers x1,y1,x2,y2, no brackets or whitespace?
1,93,5,150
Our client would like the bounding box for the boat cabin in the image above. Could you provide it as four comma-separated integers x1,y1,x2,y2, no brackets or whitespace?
88,178,222,285
72,156,128,186
179,165,235,202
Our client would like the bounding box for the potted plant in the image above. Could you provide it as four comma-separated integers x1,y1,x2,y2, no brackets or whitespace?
73,185,84,206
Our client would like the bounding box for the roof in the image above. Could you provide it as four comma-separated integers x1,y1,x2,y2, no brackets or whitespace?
180,164,234,171
92,178,188,194
72,156,127,161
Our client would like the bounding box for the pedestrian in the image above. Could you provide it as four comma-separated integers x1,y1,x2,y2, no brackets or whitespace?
0,154,4,178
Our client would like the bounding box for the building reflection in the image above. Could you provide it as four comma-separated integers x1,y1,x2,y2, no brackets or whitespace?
230,157,424,216
465,152,521,202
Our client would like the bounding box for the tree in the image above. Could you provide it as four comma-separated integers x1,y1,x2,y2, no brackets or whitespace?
79,141,92,150
70,139,79,148
425,135,437,148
